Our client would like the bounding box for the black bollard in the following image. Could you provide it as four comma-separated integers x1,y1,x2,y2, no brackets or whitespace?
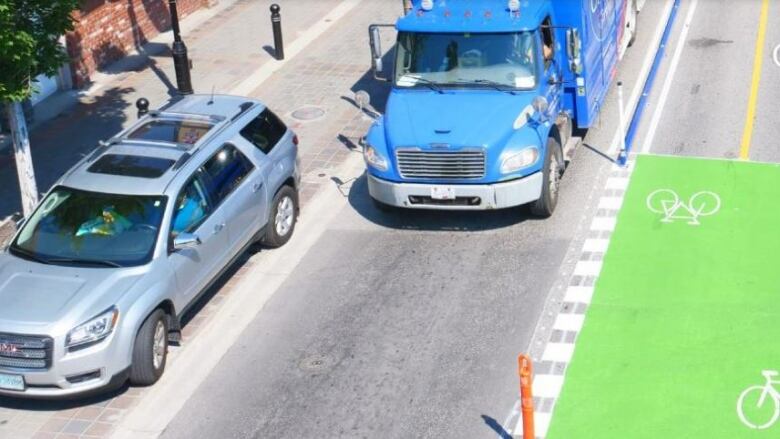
169,0,194,94
270,4,284,60
136,98,150,118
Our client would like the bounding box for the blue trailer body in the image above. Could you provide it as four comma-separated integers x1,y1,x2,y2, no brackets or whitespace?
364,0,633,214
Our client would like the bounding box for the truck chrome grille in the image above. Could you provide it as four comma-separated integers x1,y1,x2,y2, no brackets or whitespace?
0,333,53,370
396,149,486,179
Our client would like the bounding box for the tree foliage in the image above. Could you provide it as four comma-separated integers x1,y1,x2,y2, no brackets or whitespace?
0,0,79,102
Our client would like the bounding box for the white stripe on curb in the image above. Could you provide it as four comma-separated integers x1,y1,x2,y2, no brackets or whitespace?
553,314,585,333
573,260,603,277
564,286,594,304
230,0,363,96
582,238,609,253
542,343,576,363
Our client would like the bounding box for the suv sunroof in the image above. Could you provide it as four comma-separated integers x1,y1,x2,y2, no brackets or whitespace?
88,154,175,178
127,119,214,146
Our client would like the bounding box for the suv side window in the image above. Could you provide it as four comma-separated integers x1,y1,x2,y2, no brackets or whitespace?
171,172,211,236
239,109,288,154
201,144,255,205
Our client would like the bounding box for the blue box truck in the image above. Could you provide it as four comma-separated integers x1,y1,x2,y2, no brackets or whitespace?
363,0,639,216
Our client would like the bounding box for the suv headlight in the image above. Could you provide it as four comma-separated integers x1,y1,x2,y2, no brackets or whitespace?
66,307,119,348
501,147,539,174
363,145,389,171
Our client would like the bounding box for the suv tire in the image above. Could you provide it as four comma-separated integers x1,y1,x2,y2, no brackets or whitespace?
263,185,298,248
129,309,168,386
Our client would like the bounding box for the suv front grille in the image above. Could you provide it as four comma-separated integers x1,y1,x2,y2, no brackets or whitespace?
0,333,53,370
396,149,486,180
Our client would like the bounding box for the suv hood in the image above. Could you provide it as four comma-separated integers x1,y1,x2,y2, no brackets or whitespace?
385,90,536,148
0,254,144,328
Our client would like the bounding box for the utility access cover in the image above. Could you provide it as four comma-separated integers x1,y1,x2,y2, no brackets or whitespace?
291,106,325,121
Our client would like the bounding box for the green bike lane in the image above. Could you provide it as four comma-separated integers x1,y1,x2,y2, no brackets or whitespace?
547,154,780,437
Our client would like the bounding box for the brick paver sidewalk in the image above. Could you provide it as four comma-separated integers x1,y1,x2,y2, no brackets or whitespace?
0,0,400,438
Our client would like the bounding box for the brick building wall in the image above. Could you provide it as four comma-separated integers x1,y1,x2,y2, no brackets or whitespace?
66,0,210,87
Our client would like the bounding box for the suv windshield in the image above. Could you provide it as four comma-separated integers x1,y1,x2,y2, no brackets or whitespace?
395,31,538,90
10,187,167,267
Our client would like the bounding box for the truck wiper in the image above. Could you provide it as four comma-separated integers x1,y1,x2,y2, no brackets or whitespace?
399,75,444,93
48,258,124,268
454,79,517,95
8,246,52,265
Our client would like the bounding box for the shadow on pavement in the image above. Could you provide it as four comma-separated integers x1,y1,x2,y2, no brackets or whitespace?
345,173,532,232
481,414,514,439
0,86,136,219
0,382,132,411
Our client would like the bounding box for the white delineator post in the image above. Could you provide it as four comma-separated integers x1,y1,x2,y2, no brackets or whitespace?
616,81,628,166
6,101,39,217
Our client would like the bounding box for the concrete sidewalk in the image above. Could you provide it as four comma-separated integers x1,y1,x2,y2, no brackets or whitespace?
0,0,366,245
0,1,401,438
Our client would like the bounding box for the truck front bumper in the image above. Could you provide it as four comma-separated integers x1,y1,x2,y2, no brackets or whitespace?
368,172,543,210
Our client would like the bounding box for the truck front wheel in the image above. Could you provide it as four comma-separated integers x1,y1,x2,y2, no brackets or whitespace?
530,137,563,218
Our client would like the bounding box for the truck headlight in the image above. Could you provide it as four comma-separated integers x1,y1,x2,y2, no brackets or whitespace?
66,307,119,348
364,145,389,171
501,147,539,174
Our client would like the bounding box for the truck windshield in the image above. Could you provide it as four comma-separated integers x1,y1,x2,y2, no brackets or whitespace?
10,187,167,267
395,31,537,90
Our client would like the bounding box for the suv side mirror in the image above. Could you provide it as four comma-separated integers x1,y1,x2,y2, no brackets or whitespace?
566,28,583,74
173,233,201,251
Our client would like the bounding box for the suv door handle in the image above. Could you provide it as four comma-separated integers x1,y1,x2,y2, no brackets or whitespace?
252,181,263,193
213,223,225,234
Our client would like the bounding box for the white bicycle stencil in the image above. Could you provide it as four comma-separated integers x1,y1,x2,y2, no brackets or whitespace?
646,189,721,225
738,370,780,429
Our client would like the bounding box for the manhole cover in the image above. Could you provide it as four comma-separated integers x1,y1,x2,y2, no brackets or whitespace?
291,106,326,121
299,353,333,371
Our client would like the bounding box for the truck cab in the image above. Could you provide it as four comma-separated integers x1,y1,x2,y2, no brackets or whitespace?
363,0,635,216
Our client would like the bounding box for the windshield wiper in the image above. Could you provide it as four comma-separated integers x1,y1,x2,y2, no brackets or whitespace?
48,258,124,268
8,246,52,265
399,76,444,93
454,79,517,95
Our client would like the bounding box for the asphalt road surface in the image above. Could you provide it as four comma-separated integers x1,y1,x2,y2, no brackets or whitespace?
159,1,779,438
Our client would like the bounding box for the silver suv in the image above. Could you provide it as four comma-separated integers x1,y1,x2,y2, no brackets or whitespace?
0,95,300,398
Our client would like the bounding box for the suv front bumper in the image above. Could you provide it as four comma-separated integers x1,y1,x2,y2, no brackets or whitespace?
0,333,129,399
367,172,543,210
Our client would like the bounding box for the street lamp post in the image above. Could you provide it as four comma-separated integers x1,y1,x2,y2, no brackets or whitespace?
168,0,194,94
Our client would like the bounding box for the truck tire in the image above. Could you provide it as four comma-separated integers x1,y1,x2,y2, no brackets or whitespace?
530,137,563,218
263,185,298,248
129,309,168,386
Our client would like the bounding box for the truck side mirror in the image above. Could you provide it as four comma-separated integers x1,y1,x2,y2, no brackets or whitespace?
566,28,583,74
369,25,385,76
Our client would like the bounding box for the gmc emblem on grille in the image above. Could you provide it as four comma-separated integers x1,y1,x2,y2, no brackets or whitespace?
0,343,20,354
429,143,451,149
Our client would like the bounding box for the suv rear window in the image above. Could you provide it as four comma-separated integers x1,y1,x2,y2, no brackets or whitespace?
239,109,287,154
128,119,214,146
88,154,175,178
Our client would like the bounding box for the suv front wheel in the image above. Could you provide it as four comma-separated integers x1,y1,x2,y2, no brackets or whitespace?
129,309,168,386
263,185,298,248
